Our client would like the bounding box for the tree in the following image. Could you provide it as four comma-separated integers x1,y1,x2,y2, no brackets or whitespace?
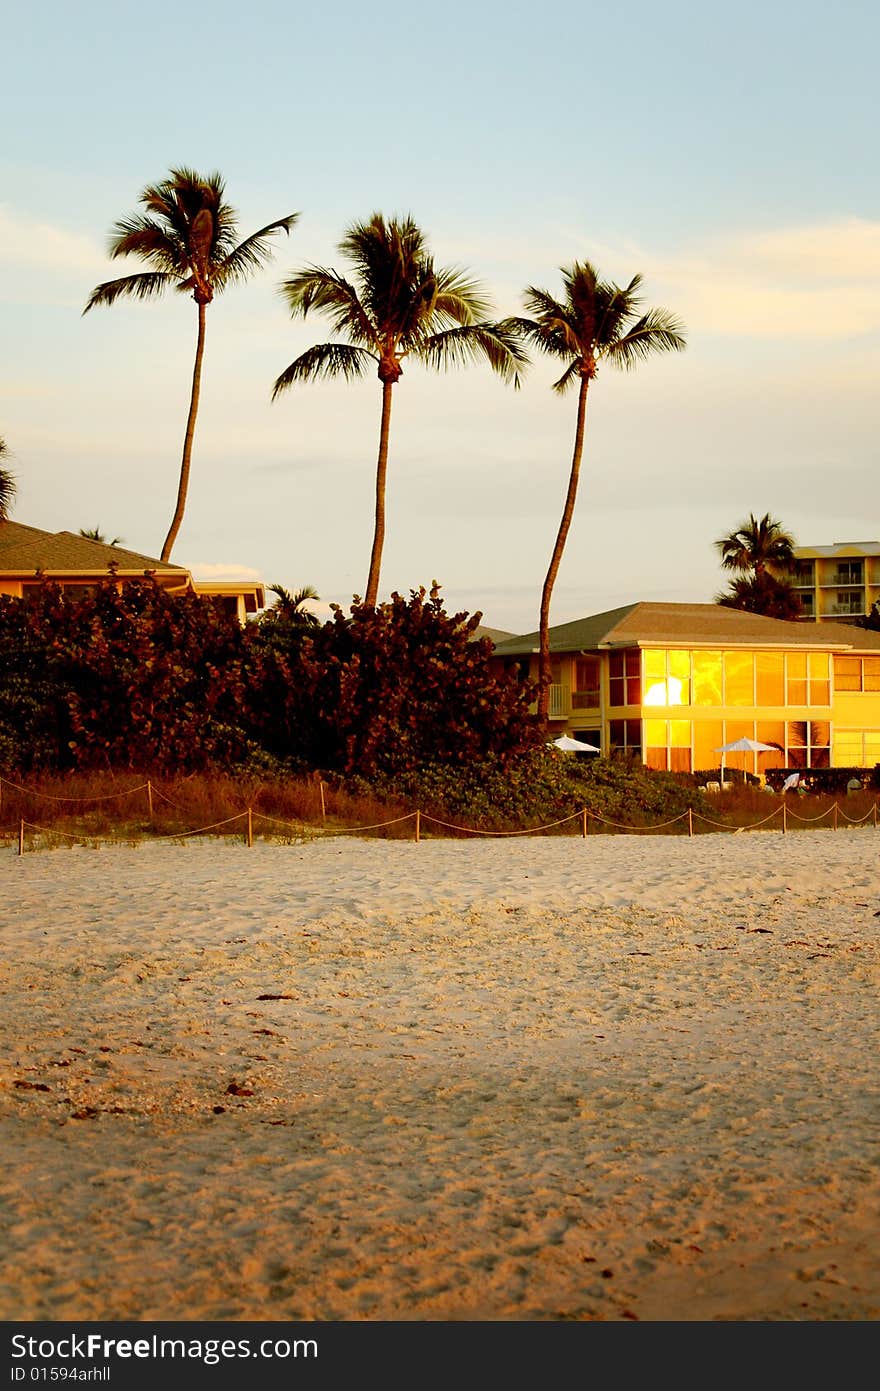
255,583,321,659
0,437,15,521
715,571,803,620
506,263,686,718
715,512,797,579
84,169,298,561
272,214,527,607
79,527,124,546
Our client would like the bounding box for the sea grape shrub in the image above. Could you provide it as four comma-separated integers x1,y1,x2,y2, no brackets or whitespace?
276,585,543,778
0,580,254,771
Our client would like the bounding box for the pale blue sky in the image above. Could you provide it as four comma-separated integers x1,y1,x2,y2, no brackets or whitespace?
2,0,878,630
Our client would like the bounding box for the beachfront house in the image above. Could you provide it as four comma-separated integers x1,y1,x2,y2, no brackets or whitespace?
787,541,880,623
492,602,880,777
0,521,265,623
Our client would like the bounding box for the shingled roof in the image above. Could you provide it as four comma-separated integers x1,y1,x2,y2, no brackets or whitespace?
492,601,880,655
0,522,188,577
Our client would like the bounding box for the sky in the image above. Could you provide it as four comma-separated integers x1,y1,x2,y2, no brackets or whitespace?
2,0,878,634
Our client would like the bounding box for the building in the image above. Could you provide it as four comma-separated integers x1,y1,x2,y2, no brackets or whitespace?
493,601,880,776
0,521,265,623
789,541,880,623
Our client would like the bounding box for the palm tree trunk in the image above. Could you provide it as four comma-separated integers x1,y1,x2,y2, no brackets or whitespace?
537,375,590,721
161,301,207,563
364,379,394,607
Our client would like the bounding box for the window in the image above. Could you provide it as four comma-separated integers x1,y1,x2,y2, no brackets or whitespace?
723,651,754,705
755,653,785,705
807,652,830,705
835,561,862,584
610,718,641,758
572,656,600,709
787,720,831,768
786,653,807,705
608,650,640,707
692,652,722,705
643,649,690,706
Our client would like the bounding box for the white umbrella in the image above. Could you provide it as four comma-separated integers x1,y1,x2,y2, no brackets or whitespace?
714,735,779,781
550,734,600,753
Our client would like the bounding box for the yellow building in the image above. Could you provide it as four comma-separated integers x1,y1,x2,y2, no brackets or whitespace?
789,541,880,622
0,521,265,623
493,602,880,776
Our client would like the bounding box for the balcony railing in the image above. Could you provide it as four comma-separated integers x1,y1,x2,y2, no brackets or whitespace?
827,603,864,616
548,683,570,718
571,689,600,710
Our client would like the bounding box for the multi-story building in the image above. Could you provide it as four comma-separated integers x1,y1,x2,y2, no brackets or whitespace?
788,541,880,623
0,521,265,623
493,601,880,776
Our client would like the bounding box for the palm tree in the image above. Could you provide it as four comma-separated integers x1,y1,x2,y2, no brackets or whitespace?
506,262,686,718
266,582,321,627
272,213,527,607
715,512,796,579
79,527,124,546
0,437,14,522
84,168,298,562
716,572,803,620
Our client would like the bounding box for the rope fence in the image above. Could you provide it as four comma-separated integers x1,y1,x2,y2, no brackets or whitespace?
1,772,878,854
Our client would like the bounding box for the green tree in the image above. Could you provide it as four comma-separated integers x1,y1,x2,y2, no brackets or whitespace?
79,527,124,546
272,214,526,607
506,263,686,718
84,168,298,561
715,512,797,579
0,436,15,521
715,571,803,620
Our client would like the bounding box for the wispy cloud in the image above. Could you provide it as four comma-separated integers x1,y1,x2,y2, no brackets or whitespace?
186,561,263,581
0,205,105,274
646,219,880,339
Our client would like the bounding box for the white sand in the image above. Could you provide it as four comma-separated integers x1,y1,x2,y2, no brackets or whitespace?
2,828,878,1321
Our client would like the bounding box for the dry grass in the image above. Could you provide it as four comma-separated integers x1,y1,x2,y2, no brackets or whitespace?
1,770,877,851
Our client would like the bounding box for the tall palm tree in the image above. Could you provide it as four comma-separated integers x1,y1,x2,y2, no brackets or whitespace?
715,512,796,579
272,213,527,607
0,437,14,521
506,262,686,718
84,168,298,561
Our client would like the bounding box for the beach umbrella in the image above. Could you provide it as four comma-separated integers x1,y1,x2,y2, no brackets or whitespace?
549,734,600,753
714,735,779,781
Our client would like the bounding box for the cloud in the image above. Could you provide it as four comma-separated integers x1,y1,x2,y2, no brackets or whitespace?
0,205,106,274
646,219,880,340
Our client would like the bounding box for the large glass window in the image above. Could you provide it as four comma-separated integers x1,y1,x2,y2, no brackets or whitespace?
643,649,689,706
787,720,831,768
692,652,722,705
608,650,640,707
755,653,785,705
786,653,808,705
833,655,880,692
724,651,754,705
808,652,830,705
693,720,724,772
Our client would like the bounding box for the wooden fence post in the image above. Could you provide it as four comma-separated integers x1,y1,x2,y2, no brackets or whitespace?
319,780,326,821
246,807,253,848
582,808,588,838
414,810,421,843
874,801,878,828
687,807,694,837
18,819,24,856
782,802,787,835
147,780,153,820
833,802,838,831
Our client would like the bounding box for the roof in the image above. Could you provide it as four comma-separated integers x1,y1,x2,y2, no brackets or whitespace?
0,522,187,576
471,623,517,644
793,541,880,559
492,601,880,655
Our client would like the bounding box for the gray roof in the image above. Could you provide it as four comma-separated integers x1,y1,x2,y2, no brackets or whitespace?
492,601,880,655
0,522,187,575
793,541,880,558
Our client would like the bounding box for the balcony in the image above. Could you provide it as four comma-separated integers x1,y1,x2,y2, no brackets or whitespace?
827,602,865,616
822,573,863,588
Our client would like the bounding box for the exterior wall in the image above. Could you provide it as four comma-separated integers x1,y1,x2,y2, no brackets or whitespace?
790,546,880,622
531,644,880,776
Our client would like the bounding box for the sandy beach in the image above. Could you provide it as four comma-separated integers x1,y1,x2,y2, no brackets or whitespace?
2,828,878,1322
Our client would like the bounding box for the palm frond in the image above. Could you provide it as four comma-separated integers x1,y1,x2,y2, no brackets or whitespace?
424,265,493,327
551,360,582,394
106,216,186,273
0,466,15,520
272,342,376,397
280,266,378,347
216,213,300,287
604,308,687,369
409,323,528,385
503,314,577,362
83,271,173,313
